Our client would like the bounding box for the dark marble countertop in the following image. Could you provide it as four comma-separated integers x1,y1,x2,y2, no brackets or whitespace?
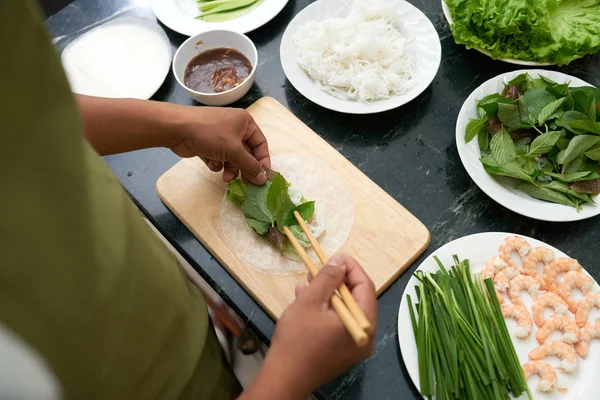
46,1,600,399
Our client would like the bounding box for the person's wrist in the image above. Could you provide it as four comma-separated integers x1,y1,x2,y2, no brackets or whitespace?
252,343,314,399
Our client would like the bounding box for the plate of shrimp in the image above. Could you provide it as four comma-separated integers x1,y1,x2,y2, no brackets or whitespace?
398,232,600,399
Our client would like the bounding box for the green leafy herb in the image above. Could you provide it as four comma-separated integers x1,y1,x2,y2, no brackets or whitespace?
537,98,566,125
523,89,557,119
570,119,600,135
517,182,575,207
542,180,594,204
226,178,247,207
556,111,595,134
545,171,600,183
526,131,561,156
556,135,600,166
497,103,521,127
478,94,513,117
584,145,600,161
465,118,488,143
229,172,317,252
490,129,516,165
482,159,536,184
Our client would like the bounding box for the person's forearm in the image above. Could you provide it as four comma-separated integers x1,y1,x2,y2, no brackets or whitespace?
238,352,312,400
75,95,183,156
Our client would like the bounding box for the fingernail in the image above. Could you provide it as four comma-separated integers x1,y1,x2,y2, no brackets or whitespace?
327,255,343,268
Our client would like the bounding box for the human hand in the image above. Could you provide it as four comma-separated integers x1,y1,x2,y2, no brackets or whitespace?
243,254,377,399
170,107,270,185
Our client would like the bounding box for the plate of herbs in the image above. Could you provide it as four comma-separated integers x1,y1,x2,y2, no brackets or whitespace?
456,70,600,222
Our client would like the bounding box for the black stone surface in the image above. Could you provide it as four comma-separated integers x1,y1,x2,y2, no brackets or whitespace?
45,1,600,398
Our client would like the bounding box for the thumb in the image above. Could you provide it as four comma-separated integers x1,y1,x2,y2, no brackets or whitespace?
234,146,266,185
306,257,346,304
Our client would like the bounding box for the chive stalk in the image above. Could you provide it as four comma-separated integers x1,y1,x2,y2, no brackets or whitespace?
407,255,533,399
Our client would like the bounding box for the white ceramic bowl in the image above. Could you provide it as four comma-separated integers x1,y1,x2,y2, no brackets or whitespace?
173,30,257,106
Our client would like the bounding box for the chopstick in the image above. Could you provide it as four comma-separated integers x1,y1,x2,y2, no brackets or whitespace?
292,211,373,334
283,226,369,347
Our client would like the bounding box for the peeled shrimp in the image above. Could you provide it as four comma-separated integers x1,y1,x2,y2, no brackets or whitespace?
494,266,519,292
536,314,579,345
557,271,595,313
574,320,600,359
501,304,533,339
508,274,542,307
521,247,554,288
499,236,531,269
576,291,600,328
481,256,508,302
544,258,582,294
528,340,578,373
481,256,507,279
532,291,569,328
522,361,557,393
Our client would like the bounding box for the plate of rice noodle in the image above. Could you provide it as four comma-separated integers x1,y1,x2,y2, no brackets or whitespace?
280,0,441,114
398,233,600,399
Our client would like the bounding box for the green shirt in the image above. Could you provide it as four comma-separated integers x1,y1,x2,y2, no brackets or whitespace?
0,1,240,398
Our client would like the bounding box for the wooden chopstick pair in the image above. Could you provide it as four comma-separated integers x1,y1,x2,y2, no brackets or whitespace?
283,211,372,347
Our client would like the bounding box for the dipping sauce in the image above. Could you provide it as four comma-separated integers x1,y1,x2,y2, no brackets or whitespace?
184,48,252,93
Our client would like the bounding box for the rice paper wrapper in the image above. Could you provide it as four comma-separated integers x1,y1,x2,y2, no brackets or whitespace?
220,154,355,275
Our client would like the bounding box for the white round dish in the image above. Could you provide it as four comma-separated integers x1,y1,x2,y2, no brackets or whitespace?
440,1,554,67
61,16,171,100
173,30,257,106
398,232,600,400
456,69,600,222
150,0,289,36
280,0,441,114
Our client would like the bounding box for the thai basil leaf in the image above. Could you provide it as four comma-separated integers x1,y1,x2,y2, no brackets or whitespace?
490,129,517,165
527,131,561,157
556,135,600,165
497,103,522,127
537,98,567,125
465,118,488,142
516,182,576,207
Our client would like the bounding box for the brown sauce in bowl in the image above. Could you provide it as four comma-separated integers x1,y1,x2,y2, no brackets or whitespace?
183,48,252,93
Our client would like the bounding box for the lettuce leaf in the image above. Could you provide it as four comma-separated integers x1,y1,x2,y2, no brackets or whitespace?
445,0,600,65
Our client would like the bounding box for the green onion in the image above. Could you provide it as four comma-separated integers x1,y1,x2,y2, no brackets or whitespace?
408,255,533,399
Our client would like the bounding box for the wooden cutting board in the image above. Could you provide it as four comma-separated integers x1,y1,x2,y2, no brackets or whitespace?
157,97,430,319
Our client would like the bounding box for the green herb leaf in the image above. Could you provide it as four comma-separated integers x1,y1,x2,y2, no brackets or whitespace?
478,128,491,152
539,75,558,86
570,119,600,135
514,138,530,155
287,225,310,247
490,129,517,165
545,171,599,182
266,173,288,213
293,201,315,223
516,182,575,207
542,180,595,204
537,98,566,125
518,96,531,124
556,111,594,134
584,146,600,161
546,83,569,98
483,160,536,184
556,135,600,165
523,88,557,120
243,182,274,232
497,103,521,127
526,130,561,156
246,218,270,235
478,94,514,117
226,178,247,207
508,73,529,89
589,96,597,121
465,118,487,143
521,158,538,175
274,190,297,232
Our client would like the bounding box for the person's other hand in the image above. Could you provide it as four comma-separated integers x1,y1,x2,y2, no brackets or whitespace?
247,254,377,398
170,107,270,185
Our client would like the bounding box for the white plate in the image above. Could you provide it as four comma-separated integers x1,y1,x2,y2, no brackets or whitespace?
150,0,289,36
398,232,600,399
456,69,600,222
440,1,554,67
61,16,171,100
280,0,441,114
